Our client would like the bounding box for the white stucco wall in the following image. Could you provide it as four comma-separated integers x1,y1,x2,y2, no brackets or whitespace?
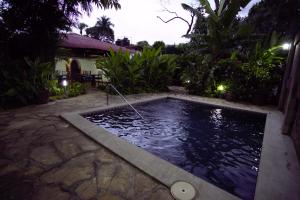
55,57,108,81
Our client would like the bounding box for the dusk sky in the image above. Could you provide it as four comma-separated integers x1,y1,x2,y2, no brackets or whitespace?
74,0,261,45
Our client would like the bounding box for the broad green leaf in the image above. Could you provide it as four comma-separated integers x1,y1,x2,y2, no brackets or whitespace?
199,0,218,22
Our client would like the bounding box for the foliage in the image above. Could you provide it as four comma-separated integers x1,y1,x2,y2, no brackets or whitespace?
48,80,86,98
67,82,87,97
0,0,120,108
247,0,300,40
172,0,286,104
182,45,284,102
78,22,88,35
240,45,284,98
97,48,176,94
183,0,252,58
86,16,115,42
152,41,165,50
136,41,150,49
116,37,130,46
181,54,214,95
48,80,65,96
0,58,53,108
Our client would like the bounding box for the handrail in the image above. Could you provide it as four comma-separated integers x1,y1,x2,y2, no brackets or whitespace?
106,84,144,119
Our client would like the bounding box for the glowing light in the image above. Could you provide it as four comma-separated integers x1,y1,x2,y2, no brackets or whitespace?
282,43,291,50
185,80,190,84
62,80,68,87
217,85,225,91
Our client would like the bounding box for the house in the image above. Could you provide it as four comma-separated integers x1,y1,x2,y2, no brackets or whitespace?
55,33,136,82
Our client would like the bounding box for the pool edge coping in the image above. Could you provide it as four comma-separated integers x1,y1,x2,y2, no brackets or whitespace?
61,94,300,200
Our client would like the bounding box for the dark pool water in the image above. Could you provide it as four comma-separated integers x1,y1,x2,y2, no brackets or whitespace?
84,98,266,200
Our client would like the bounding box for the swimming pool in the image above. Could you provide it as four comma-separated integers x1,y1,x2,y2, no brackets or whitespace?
84,98,266,200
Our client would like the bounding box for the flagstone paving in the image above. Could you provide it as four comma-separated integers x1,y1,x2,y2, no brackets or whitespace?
0,90,174,200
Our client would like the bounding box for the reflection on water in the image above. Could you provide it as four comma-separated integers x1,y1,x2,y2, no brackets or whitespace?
84,98,266,200
210,108,223,128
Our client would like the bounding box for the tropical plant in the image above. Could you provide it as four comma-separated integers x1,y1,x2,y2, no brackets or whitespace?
97,48,176,94
78,22,88,35
0,0,120,108
0,58,54,108
183,0,252,57
86,16,115,42
241,44,284,99
48,80,64,96
48,80,86,98
67,82,87,97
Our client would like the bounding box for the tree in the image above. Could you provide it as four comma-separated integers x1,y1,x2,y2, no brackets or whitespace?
0,0,120,61
157,4,196,35
136,41,150,49
247,0,300,40
78,23,88,35
0,0,120,107
184,0,251,57
116,37,130,46
152,41,166,50
86,16,115,42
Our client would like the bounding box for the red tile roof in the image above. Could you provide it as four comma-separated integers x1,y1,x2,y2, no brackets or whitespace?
59,33,136,54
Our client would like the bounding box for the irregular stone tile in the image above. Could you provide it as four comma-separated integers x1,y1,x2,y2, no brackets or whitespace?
96,160,135,197
36,127,80,144
116,161,134,179
149,187,173,200
95,148,116,163
54,139,81,159
42,165,93,186
6,119,41,130
99,193,124,200
0,164,19,176
74,136,100,152
109,177,131,195
33,186,70,200
55,121,70,129
0,92,177,200
41,152,95,186
24,164,44,177
0,128,20,138
75,178,97,200
134,173,159,195
4,146,29,160
30,145,62,166
97,162,117,180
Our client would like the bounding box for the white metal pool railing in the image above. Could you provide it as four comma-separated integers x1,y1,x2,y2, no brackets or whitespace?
106,84,144,119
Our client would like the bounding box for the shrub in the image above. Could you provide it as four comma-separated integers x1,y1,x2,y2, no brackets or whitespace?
67,82,87,97
0,58,54,108
97,48,176,94
182,45,284,104
48,80,86,98
48,80,64,96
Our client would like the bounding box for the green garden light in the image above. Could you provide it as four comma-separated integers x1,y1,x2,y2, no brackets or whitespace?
217,85,225,92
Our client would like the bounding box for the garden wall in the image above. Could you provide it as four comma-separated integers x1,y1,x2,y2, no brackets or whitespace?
279,32,300,160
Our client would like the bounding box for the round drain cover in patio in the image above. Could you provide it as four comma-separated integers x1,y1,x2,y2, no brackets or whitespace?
170,181,196,200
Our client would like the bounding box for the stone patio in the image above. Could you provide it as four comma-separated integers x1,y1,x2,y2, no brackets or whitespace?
0,90,174,200
1,89,300,200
